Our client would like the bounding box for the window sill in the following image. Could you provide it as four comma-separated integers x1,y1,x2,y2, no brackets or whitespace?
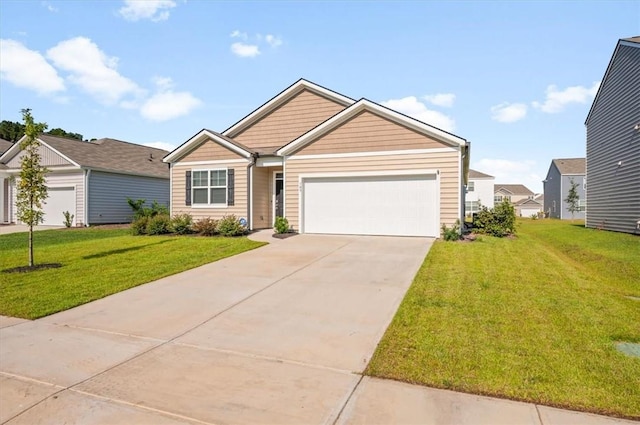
191,204,229,209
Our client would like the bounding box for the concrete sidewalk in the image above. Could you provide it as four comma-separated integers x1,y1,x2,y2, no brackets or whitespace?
0,224,64,235
0,230,637,424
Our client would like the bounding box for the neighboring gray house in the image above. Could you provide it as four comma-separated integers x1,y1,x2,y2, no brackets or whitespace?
0,135,169,226
585,36,640,234
543,158,586,219
0,138,13,224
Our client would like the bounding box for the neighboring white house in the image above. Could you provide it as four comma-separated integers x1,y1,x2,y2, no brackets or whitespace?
0,138,13,224
465,169,495,214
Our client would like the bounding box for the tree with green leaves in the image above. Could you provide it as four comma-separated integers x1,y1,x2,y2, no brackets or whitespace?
0,120,25,142
565,178,580,220
15,109,49,267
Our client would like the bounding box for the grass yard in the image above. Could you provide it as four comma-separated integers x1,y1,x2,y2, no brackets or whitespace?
0,228,265,319
367,219,640,419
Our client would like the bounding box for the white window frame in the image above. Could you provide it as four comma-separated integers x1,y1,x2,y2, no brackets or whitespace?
465,200,480,214
192,168,228,208
579,199,587,212
466,181,475,192
494,195,502,203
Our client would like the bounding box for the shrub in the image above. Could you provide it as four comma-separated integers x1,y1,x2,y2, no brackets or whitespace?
216,214,247,237
131,216,149,235
441,220,461,241
171,213,193,235
146,214,171,235
127,198,169,220
62,211,74,228
274,216,289,234
473,199,516,237
193,217,218,236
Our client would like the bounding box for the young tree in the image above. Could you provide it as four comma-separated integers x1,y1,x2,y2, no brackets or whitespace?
565,178,580,220
15,109,49,267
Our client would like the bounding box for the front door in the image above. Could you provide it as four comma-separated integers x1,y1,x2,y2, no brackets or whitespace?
274,172,284,218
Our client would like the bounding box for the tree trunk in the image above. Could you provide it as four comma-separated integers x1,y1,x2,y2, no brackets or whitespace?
29,223,34,267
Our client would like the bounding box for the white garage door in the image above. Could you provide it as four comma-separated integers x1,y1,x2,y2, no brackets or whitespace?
42,187,75,226
302,173,438,237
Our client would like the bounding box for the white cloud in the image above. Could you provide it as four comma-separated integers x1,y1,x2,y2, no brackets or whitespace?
140,76,202,121
265,34,283,48
142,141,177,152
0,39,65,95
231,42,260,58
490,102,527,123
473,158,543,194
119,0,176,22
532,81,600,113
380,96,455,132
46,37,143,105
42,1,58,12
230,30,248,40
423,93,455,108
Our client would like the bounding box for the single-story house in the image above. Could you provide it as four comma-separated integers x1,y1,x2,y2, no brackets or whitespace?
585,36,640,234
163,79,470,237
466,169,495,214
0,135,169,226
0,138,13,224
514,198,543,217
494,184,534,205
543,158,586,219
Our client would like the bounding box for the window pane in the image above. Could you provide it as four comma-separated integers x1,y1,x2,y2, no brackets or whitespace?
211,188,226,204
467,182,474,192
193,171,208,187
210,170,226,186
193,188,208,204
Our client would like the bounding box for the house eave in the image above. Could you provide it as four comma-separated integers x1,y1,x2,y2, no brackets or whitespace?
163,129,252,163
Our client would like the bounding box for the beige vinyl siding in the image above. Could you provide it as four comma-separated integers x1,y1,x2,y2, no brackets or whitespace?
296,111,450,155
180,139,245,162
252,167,272,229
232,89,346,151
284,151,460,231
6,143,71,167
171,162,249,221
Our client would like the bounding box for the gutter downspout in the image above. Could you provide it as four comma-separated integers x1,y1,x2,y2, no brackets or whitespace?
84,168,91,226
247,153,258,231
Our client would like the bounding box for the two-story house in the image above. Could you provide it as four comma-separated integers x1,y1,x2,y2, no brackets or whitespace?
543,158,586,219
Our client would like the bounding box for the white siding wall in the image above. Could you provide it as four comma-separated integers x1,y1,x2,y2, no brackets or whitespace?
467,178,494,209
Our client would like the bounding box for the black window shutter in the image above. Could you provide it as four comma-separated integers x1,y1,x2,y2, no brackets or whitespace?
227,169,235,206
185,170,191,206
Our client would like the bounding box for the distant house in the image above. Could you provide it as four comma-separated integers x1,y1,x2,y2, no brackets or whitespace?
0,135,169,226
494,184,534,205
585,36,640,234
543,158,586,219
0,138,13,224
514,198,543,217
465,169,495,214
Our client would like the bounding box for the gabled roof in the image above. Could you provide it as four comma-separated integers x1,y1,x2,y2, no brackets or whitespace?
586,36,640,125
1,135,169,179
469,169,494,179
0,138,12,154
552,158,585,175
163,129,253,163
222,79,355,138
495,184,534,196
514,198,542,206
277,98,467,156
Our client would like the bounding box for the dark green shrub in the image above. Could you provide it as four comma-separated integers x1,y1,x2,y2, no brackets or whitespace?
171,213,193,234
216,214,247,237
473,199,516,237
274,216,289,234
127,198,169,220
131,216,149,235
193,217,218,236
441,220,461,241
146,214,171,235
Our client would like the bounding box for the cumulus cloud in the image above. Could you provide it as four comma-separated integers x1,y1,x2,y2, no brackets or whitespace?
46,36,143,105
490,102,527,123
423,93,455,108
142,141,178,152
265,34,283,47
42,1,58,12
230,30,248,40
231,42,260,58
532,81,600,113
381,96,455,132
140,76,202,121
0,39,65,95
119,0,176,22
473,158,543,194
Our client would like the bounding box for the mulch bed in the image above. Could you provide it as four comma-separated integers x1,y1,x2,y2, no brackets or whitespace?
272,232,298,239
3,263,62,273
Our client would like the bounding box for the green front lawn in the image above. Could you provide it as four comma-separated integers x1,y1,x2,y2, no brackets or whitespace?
0,228,265,319
367,219,640,419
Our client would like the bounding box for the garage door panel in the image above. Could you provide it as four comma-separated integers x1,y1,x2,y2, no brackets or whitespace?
42,187,76,226
302,174,438,237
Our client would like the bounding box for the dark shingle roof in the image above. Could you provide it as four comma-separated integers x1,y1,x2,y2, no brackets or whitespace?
0,138,13,154
622,36,640,43
39,135,169,179
514,198,542,206
469,169,493,179
495,184,534,196
553,158,585,175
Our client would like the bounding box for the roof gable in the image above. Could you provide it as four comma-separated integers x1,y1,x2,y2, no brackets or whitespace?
552,158,585,175
469,169,494,179
223,79,355,138
495,184,534,196
163,129,252,163
277,98,467,156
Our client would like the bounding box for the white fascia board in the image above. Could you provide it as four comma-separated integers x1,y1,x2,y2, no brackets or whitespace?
163,130,251,163
222,79,355,137
277,99,466,156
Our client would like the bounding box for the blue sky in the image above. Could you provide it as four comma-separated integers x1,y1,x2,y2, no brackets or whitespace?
1,0,638,193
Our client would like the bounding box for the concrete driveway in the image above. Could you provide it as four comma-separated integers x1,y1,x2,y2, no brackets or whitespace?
0,224,64,235
0,232,432,424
